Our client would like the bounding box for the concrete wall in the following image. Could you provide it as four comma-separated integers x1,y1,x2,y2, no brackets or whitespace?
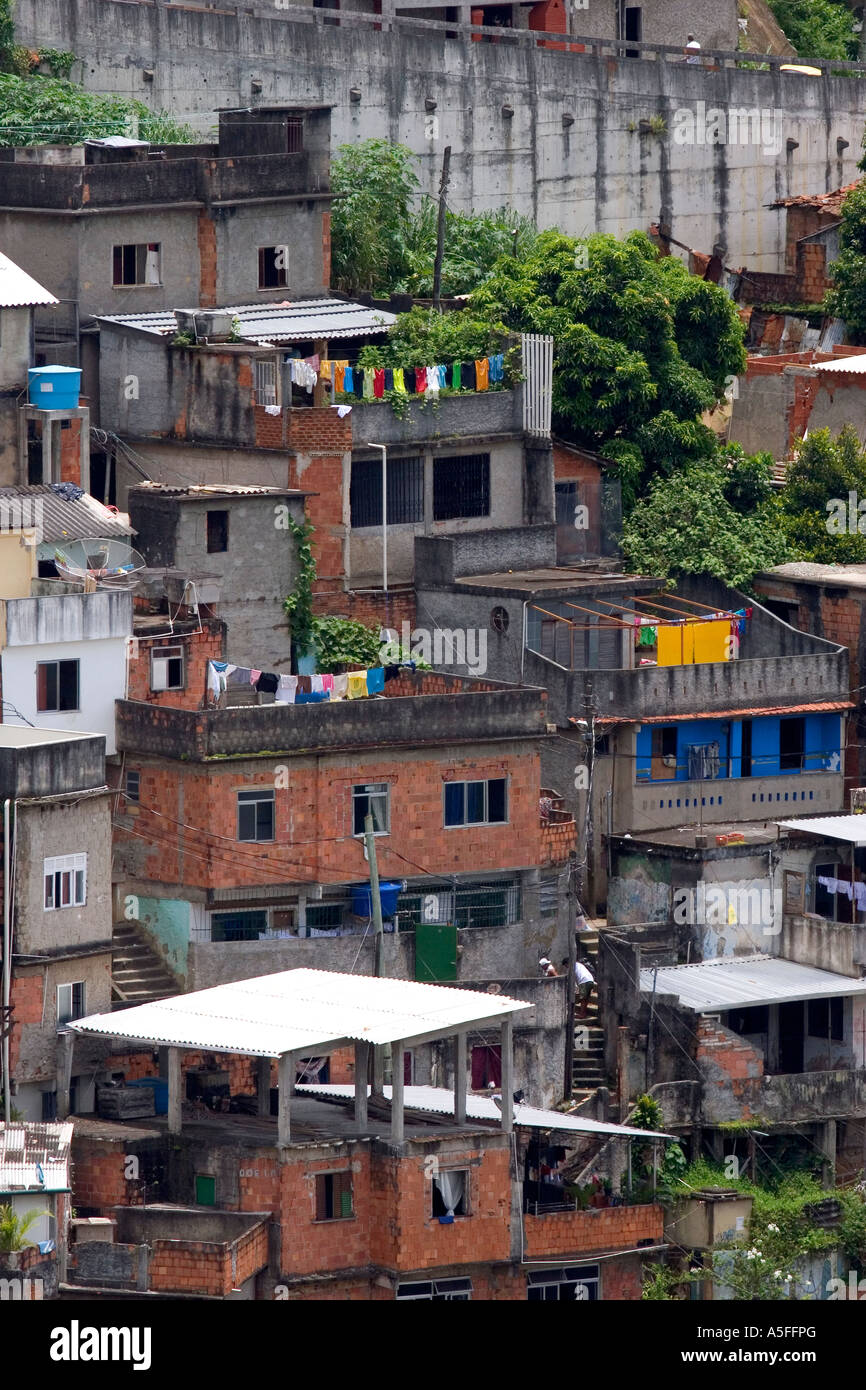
350,438,527,585
15,792,113,955
114,442,291,510
0,306,31,389
2,634,128,755
0,733,106,799
15,3,866,269
127,491,305,669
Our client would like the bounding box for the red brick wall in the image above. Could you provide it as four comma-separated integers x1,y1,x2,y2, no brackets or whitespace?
552,444,602,485
311,588,417,628
8,970,43,1077
369,1146,512,1272
280,1152,373,1274
127,626,226,710
234,1221,270,1285
540,818,577,865
602,1252,645,1300
115,745,542,891
149,1240,228,1296
523,1202,663,1259
71,1139,135,1213
59,419,83,485
198,211,218,307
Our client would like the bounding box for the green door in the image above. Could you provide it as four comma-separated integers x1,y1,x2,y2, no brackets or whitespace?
195,1174,216,1206
415,922,458,982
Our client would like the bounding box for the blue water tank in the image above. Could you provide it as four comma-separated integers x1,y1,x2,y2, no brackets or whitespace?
126,1078,168,1114
28,365,82,410
351,882,401,919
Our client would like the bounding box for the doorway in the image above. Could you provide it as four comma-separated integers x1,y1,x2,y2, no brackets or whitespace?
778,1001,804,1074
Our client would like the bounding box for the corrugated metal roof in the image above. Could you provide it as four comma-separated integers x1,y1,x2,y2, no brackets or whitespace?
640,954,866,1012
68,968,530,1056
776,814,866,845
0,250,58,308
98,298,396,343
812,353,866,374
0,1121,72,1192
592,700,851,727
295,1084,671,1138
0,486,132,542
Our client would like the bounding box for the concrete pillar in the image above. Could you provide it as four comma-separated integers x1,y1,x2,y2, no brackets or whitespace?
56,1030,74,1120
500,1018,514,1133
822,1119,837,1190
41,417,52,485
354,1041,369,1132
257,1056,271,1116
372,1041,385,1096
167,1047,182,1135
158,1047,169,1080
278,1053,294,1146
79,409,90,495
391,1040,405,1144
455,1033,467,1124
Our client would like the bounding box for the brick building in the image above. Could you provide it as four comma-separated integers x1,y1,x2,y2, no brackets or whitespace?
61,969,668,1301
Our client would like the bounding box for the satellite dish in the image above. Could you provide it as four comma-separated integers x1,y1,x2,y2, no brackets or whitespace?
52,538,147,589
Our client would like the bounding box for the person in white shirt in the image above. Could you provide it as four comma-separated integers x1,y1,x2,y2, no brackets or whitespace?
685,34,701,64
566,957,595,1016
538,957,558,977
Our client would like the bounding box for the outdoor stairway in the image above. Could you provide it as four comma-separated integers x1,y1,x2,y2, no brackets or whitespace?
572,925,606,1098
111,920,179,1009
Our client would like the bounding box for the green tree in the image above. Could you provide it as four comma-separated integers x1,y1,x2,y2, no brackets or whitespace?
779,424,866,561
825,180,866,339
471,230,746,498
0,1204,49,1252
356,305,510,369
768,0,858,61
397,200,538,298
0,72,194,144
622,454,788,589
330,139,420,295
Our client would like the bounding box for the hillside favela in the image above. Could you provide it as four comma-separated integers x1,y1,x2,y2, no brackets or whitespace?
4,0,866,1360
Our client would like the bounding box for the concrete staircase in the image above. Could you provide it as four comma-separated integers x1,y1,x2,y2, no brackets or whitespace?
571,926,607,1098
111,920,179,1009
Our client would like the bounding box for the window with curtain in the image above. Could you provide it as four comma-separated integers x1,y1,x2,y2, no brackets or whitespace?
432,1169,468,1218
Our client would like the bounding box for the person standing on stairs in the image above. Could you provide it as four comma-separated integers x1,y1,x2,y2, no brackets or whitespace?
565,957,595,1018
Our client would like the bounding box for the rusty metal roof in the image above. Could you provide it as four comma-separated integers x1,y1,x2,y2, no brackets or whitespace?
589,700,852,727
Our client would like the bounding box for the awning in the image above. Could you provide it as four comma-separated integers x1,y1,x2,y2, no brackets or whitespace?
296,1084,672,1139
590,700,852,728
68,968,529,1057
640,954,866,1013
776,814,866,845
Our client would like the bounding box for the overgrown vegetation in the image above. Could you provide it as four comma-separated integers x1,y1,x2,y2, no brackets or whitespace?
826,179,866,338
768,0,858,62
0,1203,48,1252
778,424,866,562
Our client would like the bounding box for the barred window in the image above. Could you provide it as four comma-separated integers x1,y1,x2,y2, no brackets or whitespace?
350,456,424,528
433,453,490,520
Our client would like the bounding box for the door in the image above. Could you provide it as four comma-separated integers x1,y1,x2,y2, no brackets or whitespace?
555,481,581,563
415,921,458,982
625,6,641,57
778,1001,804,1074
651,726,678,780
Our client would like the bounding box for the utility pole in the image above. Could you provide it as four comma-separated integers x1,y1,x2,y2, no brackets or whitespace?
431,145,452,312
365,812,387,1096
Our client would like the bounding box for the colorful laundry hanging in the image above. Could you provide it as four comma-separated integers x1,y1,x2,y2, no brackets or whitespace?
392,367,407,394
347,671,368,699
475,358,489,390
343,365,354,393
362,368,374,400
637,625,657,647
489,353,504,383
334,361,348,393
366,667,385,695
373,368,385,399
415,367,427,393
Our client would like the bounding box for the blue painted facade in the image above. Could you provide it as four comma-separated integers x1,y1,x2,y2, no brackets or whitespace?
635,713,842,783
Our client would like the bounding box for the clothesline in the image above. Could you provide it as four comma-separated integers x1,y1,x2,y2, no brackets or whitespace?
818,875,866,911
206,659,415,707
317,354,506,400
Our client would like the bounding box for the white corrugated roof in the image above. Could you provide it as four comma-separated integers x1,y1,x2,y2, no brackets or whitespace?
68,968,529,1056
296,1084,671,1139
812,354,866,374
0,250,58,308
777,814,866,845
0,1122,72,1192
641,954,866,1012
98,298,396,343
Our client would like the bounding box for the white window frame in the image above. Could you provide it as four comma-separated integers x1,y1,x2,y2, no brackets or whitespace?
396,1278,472,1301
352,782,390,837
44,854,87,910
237,789,276,843
57,981,86,1028
254,357,279,407
443,777,508,828
526,1264,600,1301
151,644,185,692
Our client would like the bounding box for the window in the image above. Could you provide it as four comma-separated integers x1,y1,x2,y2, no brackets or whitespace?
124,770,140,803
350,456,424,528
729,1005,769,1036
431,1169,469,1218
305,903,345,931
471,1044,501,1089
539,872,559,917
237,789,275,842
780,716,805,772
315,1171,353,1220
444,778,507,827
396,1279,472,1301
211,910,268,942
44,854,87,910
57,982,86,1027
112,243,161,287
150,645,184,692
254,358,278,407
352,782,390,836
527,1265,600,1302
650,727,678,780
37,659,79,712
207,510,229,553
258,246,289,290
807,997,844,1041
433,453,490,520
740,719,753,778
397,879,520,931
